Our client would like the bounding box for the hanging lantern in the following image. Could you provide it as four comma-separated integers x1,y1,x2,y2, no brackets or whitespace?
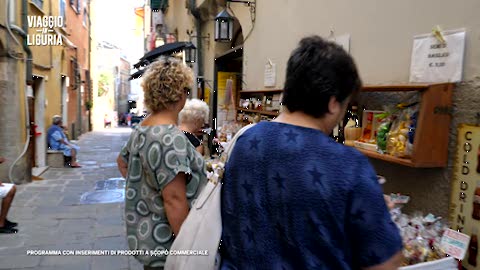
214,9,234,42
184,43,197,63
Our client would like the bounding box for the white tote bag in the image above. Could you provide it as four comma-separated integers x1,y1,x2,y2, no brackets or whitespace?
165,124,255,270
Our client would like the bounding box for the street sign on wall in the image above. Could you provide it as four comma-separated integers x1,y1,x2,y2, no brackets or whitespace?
449,124,480,269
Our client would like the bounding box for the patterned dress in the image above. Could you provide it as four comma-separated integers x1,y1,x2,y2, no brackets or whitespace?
120,125,207,267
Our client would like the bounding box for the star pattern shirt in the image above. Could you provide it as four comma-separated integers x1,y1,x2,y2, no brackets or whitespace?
220,121,402,270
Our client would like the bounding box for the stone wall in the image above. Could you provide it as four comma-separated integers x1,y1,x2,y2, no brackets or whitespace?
0,55,29,184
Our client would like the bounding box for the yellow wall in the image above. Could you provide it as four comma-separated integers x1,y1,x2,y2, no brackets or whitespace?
29,1,64,132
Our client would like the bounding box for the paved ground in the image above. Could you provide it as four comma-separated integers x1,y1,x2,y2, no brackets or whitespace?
0,128,146,270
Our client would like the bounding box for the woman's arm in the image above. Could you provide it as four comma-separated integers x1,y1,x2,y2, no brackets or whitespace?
163,173,189,236
116,155,128,178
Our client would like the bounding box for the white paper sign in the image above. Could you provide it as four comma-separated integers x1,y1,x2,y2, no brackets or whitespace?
264,61,276,87
440,228,471,260
329,34,350,53
409,29,466,83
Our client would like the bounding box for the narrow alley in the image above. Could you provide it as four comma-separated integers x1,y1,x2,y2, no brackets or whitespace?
0,128,142,270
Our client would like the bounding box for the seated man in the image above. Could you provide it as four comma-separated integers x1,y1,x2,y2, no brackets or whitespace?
0,157,18,234
47,115,81,168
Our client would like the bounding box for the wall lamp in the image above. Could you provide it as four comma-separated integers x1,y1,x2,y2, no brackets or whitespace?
214,0,256,43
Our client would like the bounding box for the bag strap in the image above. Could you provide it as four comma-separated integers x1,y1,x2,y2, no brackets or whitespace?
194,124,256,209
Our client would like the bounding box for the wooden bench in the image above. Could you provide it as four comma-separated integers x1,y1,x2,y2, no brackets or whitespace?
46,150,71,168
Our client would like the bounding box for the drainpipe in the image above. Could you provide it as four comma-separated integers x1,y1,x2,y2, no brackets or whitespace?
75,48,82,138
22,0,33,85
88,0,92,131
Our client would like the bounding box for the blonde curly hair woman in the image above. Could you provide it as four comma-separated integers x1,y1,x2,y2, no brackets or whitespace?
117,56,207,270
179,98,210,154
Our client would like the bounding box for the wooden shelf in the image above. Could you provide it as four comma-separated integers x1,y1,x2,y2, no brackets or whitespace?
358,82,454,168
236,108,279,116
239,89,283,94
358,149,415,167
361,83,448,92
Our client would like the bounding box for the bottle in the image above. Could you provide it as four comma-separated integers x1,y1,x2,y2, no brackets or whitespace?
347,105,360,128
468,227,478,266
343,104,352,128
337,122,345,144
477,145,480,173
473,181,480,220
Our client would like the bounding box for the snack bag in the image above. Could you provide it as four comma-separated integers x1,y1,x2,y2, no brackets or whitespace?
386,107,412,158
376,112,393,153
406,104,419,157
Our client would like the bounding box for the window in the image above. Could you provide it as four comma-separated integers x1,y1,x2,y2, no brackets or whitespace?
32,0,44,9
8,0,15,24
83,8,87,26
60,0,66,22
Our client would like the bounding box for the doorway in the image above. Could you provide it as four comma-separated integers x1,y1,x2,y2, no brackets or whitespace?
61,75,68,127
32,76,46,168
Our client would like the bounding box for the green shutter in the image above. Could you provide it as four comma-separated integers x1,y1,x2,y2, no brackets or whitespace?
151,0,168,11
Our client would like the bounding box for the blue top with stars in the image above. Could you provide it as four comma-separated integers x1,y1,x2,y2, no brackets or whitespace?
220,121,402,270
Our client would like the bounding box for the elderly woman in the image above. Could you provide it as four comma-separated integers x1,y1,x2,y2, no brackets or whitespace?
178,98,210,154
116,57,207,270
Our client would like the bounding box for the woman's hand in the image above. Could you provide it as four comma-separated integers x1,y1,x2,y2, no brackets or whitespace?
116,155,128,179
384,195,395,210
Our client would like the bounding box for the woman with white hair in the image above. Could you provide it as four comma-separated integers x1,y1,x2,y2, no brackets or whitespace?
178,98,210,155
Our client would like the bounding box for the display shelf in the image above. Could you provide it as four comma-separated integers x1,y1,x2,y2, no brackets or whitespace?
362,84,432,92
358,149,415,167
236,107,279,116
239,89,283,94
358,83,454,168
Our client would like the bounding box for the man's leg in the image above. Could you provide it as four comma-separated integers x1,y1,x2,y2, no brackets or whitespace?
0,185,16,227
70,146,81,167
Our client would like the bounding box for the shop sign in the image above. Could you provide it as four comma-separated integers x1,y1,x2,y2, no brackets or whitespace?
449,124,480,269
440,229,470,260
410,29,465,83
264,60,276,88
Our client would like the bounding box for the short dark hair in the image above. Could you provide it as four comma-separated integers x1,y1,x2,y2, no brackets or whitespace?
282,36,362,118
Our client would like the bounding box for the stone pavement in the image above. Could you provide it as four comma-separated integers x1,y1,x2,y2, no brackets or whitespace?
0,128,145,270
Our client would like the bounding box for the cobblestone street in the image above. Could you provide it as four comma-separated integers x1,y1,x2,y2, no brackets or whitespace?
0,128,144,270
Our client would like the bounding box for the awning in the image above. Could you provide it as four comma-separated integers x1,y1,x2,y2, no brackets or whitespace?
128,69,145,81
133,42,195,68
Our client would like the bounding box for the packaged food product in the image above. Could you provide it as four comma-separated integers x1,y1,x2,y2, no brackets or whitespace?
375,112,393,152
391,205,449,266
386,103,418,158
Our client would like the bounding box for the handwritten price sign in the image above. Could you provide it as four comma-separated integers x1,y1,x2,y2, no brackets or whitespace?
440,229,471,260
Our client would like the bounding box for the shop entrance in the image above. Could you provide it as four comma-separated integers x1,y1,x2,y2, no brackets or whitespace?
211,47,243,155
61,76,68,127
32,76,46,168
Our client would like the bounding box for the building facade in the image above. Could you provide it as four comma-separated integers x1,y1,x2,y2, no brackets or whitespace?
0,0,29,184
156,0,480,219
64,0,91,139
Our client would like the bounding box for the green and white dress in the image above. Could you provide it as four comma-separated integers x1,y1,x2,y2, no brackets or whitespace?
120,125,207,267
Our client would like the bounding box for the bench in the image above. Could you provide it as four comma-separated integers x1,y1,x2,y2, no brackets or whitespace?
46,150,71,168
